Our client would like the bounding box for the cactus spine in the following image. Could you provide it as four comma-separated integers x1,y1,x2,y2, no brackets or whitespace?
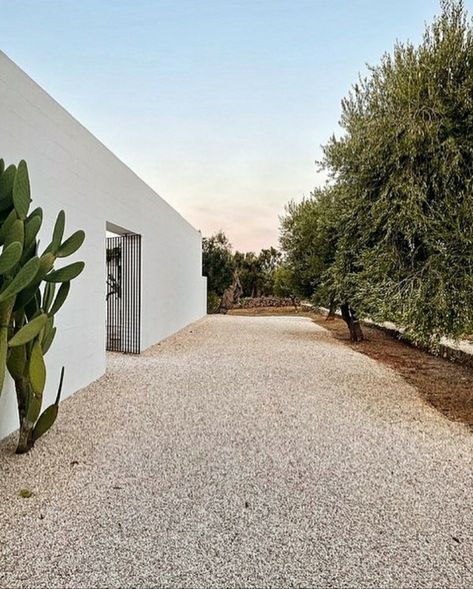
0,159,85,453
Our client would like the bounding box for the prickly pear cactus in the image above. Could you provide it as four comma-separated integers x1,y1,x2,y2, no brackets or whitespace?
0,159,85,453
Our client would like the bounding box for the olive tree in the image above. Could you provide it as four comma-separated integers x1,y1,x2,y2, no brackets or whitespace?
318,0,473,343
278,186,365,335
202,231,235,312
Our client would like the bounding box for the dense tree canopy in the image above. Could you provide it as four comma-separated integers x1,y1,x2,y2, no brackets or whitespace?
234,247,281,298
279,187,339,303
280,0,473,343
202,232,235,311
202,232,283,311
273,264,299,305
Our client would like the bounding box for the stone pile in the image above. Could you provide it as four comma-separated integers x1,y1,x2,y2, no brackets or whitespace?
235,296,299,309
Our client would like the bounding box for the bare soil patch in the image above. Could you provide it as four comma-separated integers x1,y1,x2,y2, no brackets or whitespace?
229,307,473,429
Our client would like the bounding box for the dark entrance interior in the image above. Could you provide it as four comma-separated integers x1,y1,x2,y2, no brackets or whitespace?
106,232,142,354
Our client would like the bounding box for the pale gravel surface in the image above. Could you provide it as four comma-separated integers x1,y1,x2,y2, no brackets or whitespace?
0,315,472,588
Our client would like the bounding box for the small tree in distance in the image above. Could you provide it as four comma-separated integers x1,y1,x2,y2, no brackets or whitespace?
202,231,235,312
273,265,299,309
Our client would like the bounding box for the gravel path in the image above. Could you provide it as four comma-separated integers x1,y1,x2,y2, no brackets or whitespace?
1,315,472,588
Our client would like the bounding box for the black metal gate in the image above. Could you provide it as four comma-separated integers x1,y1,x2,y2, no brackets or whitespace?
106,234,141,353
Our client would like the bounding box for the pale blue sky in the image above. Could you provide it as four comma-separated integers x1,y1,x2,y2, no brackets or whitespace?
1,0,470,251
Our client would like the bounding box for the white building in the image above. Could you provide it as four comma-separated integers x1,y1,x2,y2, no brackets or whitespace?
0,51,207,440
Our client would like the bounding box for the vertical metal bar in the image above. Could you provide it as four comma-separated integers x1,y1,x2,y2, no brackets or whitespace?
113,236,115,351
138,235,142,353
111,235,113,352
125,235,128,353
106,236,111,352
115,237,119,352
117,236,120,352
129,235,132,353
106,236,108,351
111,236,114,352
106,237,108,351
123,234,126,352
128,235,131,353
111,236,115,352
113,236,115,352
127,234,130,353
134,234,137,353
125,234,130,353
123,234,126,353
133,235,140,354
130,235,133,353
120,236,122,352
132,235,134,352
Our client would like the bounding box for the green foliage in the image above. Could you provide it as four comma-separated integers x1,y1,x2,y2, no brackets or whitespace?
8,313,48,347
207,291,221,313
32,403,58,442
12,161,31,220
32,367,64,442
234,247,281,298
24,214,41,249
7,345,26,380
29,339,46,395
41,326,56,355
0,210,18,243
202,231,235,310
202,231,235,296
202,231,283,310
0,242,22,273
0,166,16,211
49,281,70,315
279,188,340,302
273,265,298,300
45,261,85,283
280,0,473,343
0,257,40,304
0,158,85,454
47,210,65,254
43,282,55,313
57,230,85,257
5,219,24,249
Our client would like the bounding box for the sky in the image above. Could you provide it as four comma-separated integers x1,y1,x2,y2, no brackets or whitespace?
1,0,471,252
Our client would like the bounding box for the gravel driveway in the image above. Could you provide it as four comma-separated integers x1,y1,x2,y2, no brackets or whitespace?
1,315,472,588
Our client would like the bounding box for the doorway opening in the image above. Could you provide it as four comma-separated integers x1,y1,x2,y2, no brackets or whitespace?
106,225,142,354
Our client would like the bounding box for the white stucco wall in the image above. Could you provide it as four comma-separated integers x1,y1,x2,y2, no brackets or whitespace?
0,51,207,440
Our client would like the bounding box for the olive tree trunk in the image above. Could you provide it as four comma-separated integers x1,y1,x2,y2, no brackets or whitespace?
326,298,337,321
340,303,364,342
